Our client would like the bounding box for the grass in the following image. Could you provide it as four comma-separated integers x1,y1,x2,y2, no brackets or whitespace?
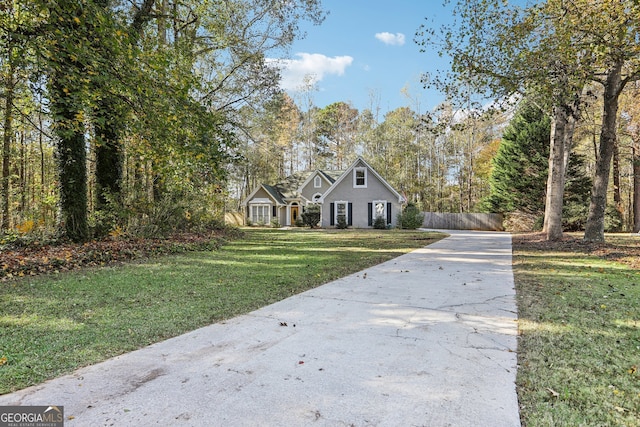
0,228,443,394
513,234,640,427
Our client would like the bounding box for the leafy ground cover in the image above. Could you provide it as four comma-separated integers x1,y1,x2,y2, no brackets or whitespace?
0,228,443,394
0,231,237,281
513,233,640,427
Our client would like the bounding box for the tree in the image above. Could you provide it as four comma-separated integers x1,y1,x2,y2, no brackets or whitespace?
480,101,551,216
510,0,640,242
416,0,587,240
315,102,359,169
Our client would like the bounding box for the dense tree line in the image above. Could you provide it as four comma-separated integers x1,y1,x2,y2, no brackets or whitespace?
1,0,323,242
416,0,640,241
2,0,639,244
228,94,505,215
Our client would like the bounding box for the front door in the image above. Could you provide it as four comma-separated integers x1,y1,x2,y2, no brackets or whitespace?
291,205,299,224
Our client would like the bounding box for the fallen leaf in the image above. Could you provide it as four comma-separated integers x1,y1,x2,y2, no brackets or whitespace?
0,356,7,366
546,387,559,398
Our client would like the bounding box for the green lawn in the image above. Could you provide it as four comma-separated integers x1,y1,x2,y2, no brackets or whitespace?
513,234,640,427
0,228,443,394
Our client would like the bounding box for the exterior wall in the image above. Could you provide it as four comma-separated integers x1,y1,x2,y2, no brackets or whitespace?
320,165,401,228
246,187,276,226
300,172,332,202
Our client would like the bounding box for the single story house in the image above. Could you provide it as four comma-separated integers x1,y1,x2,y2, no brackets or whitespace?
242,157,406,228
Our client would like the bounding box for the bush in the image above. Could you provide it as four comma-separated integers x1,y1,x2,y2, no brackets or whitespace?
301,204,321,228
373,215,387,230
604,204,623,232
397,203,424,230
336,215,348,229
563,202,588,232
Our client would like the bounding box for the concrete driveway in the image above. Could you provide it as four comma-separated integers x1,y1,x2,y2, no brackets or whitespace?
0,230,520,426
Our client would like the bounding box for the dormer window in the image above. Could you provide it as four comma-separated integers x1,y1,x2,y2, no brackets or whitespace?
314,175,322,188
354,167,367,188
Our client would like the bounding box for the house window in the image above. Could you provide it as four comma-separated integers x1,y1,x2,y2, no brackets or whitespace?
331,201,352,226
374,200,386,223
354,167,367,188
314,175,322,188
251,204,270,224
336,201,347,224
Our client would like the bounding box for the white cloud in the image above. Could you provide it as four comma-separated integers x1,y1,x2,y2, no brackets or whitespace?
268,53,354,91
375,32,405,46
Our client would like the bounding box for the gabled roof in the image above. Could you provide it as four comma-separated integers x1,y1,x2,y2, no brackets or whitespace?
318,156,405,204
297,169,344,193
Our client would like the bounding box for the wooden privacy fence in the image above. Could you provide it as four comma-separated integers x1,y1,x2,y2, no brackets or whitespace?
422,212,504,231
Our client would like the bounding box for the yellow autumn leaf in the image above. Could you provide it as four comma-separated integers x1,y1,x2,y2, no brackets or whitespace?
0,356,7,366
73,17,80,24
628,365,637,375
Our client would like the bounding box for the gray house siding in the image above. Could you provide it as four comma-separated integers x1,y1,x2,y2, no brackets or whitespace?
300,172,332,202
320,161,401,228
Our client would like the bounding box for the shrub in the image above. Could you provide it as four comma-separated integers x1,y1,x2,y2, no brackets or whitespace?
336,215,348,229
397,203,424,230
301,204,321,228
563,202,588,232
604,204,623,232
373,215,387,230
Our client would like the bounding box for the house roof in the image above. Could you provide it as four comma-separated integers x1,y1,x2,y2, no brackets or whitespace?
273,172,309,199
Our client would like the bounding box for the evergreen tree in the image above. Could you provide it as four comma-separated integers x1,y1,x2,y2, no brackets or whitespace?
480,101,550,215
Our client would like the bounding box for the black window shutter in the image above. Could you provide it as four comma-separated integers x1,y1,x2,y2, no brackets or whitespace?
387,203,392,224
368,203,373,226
330,203,335,226
348,203,353,226
272,205,276,217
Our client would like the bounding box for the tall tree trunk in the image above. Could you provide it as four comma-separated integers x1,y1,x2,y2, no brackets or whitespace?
1,62,15,231
612,139,623,219
92,0,154,223
543,105,568,241
94,98,124,211
633,142,640,233
51,81,89,242
48,1,90,242
584,60,624,242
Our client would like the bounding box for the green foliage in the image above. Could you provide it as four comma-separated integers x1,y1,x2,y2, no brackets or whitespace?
301,204,321,228
397,203,425,230
373,215,387,230
480,100,550,215
336,215,348,229
562,153,592,231
604,205,623,232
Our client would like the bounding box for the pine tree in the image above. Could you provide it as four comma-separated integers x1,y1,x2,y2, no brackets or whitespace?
480,101,550,215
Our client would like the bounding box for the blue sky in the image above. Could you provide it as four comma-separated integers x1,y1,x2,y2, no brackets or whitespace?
271,0,456,116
